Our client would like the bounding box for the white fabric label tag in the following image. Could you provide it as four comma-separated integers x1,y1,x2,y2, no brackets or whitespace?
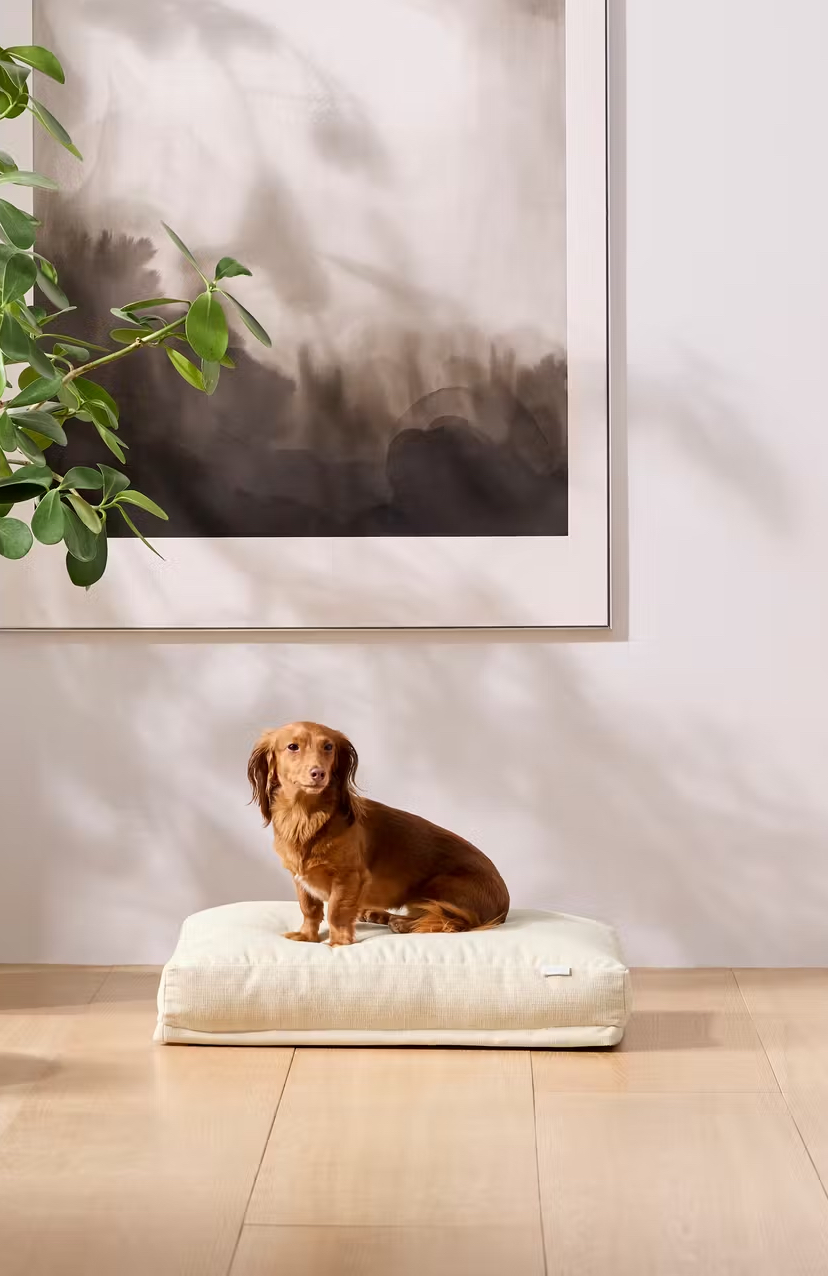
541,965,572,977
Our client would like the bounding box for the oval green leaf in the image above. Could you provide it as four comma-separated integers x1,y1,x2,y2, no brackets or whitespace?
93,421,127,463
14,299,43,330
67,525,107,587
61,502,97,561
110,307,143,324
0,515,33,559
66,490,101,533
98,464,130,502
61,467,104,491
6,45,65,84
31,486,65,544
2,60,24,93
38,308,80,328
219,289,272,348
0,169,58,191
0,199,39,250
23,430,56,451
73,376,119,420
10,410,66,445
8,374,62,408
12,427,45,465
57,381,82,411
0,313,29,361
24,339,57,380
0,480,47,503
52,342,90,362
36,268,70,311
109,327,145,345
214,257,252,280
0,412,14,452
15,365,39,390
165,346,204,391
161,223,206,280
36,256,58,283
117,505,163,559
2,88,29,121
115,490,168,521
0,247,38,307
0,463,53,488
202,359,220,396
87,400,118,432
121,297,187,312
185,291,228,362
29,98,81,159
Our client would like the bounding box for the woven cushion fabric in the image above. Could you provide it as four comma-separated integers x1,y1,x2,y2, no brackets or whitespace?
154,902,630,1048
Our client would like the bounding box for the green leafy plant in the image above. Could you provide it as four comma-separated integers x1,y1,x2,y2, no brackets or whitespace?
0,40,270,585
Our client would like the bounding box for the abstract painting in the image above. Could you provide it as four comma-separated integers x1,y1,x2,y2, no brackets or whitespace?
1,0,609,628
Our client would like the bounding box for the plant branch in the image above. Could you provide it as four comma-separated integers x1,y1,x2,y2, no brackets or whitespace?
62,316,187,382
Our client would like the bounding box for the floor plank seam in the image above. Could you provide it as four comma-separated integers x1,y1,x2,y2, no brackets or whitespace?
529,1053,549,1276
87,966,116,1003
732,969,828,1208
226,1049,296,1276
726,967,781,1095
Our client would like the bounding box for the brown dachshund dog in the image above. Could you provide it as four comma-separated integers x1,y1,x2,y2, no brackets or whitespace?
248,721,510,946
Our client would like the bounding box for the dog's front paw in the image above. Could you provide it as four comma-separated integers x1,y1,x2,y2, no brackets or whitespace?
283,930,320,943
328,935,355,947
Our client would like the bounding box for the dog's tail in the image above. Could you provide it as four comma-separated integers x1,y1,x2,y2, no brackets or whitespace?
405,899,509,934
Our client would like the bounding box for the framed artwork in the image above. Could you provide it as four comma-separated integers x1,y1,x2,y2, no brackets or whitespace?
1,0,610,629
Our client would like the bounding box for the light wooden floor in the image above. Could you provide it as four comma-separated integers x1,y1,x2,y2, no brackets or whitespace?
1,968,828,1275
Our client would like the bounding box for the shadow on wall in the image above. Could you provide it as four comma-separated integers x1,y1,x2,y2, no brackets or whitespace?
0,215,811,965
629,360,795,534
15,0,812,966
4,489,825,968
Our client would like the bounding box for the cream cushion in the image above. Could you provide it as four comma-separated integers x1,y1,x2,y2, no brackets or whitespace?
154,902,630,1048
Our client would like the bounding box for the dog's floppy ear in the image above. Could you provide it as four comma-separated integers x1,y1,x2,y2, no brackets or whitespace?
335,733,360,821
248,732,277,825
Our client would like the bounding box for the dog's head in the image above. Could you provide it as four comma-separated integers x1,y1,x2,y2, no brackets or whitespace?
247,722,360,825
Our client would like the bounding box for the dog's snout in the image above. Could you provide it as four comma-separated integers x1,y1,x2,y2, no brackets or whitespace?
309,767,326,783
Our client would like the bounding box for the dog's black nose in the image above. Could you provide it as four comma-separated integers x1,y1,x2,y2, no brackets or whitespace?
309,767,326,783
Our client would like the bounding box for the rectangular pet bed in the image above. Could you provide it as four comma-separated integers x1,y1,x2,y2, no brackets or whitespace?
154,902,630,1048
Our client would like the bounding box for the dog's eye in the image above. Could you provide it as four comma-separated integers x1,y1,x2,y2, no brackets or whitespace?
287,743,299,752
323,743,333,752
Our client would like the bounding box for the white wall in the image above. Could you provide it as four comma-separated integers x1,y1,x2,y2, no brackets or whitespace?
4,0,828,966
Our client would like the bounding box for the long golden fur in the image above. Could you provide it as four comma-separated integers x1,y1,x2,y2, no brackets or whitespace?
248,721,510,946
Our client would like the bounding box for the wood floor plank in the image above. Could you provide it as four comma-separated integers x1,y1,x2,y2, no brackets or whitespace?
247,1048,540,1227
231,1225,545,1276
736,970,828,1189
533,969,778,1093
535,1091,828,1275
0,966,110,1013
0,967,110,1139
0,970,293,1276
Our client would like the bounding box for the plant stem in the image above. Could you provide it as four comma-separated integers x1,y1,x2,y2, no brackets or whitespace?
0,316,187,417
62,317,187,382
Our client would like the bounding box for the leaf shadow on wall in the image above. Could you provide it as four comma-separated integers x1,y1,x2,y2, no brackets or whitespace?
5,446,823,971
76,0,394,182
